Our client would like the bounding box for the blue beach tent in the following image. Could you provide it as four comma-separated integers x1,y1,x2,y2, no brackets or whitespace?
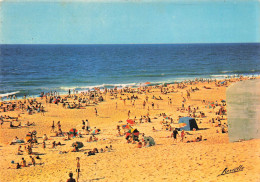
178,117,199,131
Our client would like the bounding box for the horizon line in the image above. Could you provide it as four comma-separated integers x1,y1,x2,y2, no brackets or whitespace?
0,42,260,45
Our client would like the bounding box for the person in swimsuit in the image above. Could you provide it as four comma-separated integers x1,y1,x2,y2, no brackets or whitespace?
21,158,26,167
95,108,98,116
76,157,80,181
180,130,185,142
30,156,35,166
42,140,46,150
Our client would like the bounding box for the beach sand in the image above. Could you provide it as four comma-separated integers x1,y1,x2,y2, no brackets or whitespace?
0,77,259,182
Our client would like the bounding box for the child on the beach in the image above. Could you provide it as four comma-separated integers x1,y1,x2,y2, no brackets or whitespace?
181,130,185,142
17,145,23,155
20,158,26,167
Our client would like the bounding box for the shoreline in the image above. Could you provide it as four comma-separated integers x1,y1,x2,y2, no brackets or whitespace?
1,74,258,101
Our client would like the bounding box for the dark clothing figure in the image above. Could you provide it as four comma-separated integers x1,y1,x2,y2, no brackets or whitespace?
67,172,76,182
173,130,178,139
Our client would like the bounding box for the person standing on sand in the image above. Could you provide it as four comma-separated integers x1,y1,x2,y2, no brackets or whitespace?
30,156,36,166
41,106,45,115
181,130,185,142
57,121,61,130
86,119,90,131
171,128,179,143
95,108,98,116
67,172,76,182
42,141,46,150
82,120,85,130
128,110,131,117
51,121,55,133
76,157,80,182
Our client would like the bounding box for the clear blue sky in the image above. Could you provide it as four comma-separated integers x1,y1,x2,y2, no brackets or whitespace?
0,0,259,44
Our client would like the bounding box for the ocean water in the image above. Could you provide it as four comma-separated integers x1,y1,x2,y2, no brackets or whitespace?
0,43,259,98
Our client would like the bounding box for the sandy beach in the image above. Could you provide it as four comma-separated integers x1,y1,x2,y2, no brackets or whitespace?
0,77,259,182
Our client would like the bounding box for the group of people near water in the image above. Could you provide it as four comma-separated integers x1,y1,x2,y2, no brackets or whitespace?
2,76,251,182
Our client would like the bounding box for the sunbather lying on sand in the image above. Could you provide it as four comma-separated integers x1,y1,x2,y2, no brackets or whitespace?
9,121,21,128
203,86,211,89
25,121,35,126
186,135,206,143
10,136,24,145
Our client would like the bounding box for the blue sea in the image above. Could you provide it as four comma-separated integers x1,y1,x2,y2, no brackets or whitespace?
0,43,259,98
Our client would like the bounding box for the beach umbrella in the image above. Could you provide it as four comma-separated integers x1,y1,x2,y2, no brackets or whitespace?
72,141,84,148
145,82,151,85
133,130,139,136
179,123,187,128
125,129,133,138
121,124,132,129
126,128,139,141
143,136,155,146
69,128,78,137
126,128,139,134
221,100,226,103
125,132,131,137
92,129,100,135
127,129,133,134
127,119,135,125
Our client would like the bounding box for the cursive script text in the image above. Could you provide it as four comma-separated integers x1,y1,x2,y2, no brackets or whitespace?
218,165,244,177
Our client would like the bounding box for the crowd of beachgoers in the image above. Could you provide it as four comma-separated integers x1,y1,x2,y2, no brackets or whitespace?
0,75,259,181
